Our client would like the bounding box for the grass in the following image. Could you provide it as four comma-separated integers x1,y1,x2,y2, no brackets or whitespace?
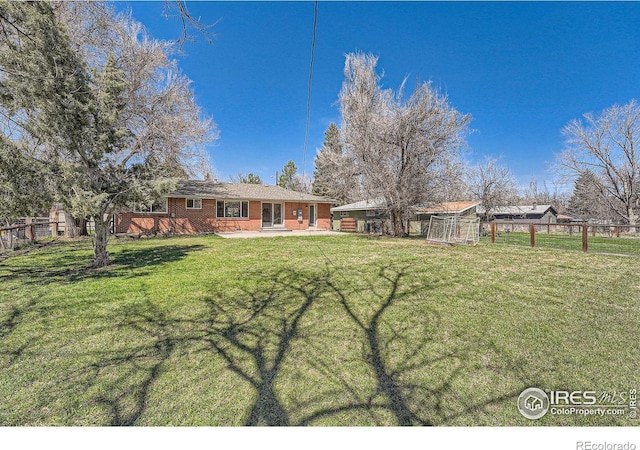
1,234,639,426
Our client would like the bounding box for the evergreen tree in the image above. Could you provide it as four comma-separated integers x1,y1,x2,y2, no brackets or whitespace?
312,123,340,194
567,170,609,221
232,172,262,184
278,160,300,191
0,2,215,267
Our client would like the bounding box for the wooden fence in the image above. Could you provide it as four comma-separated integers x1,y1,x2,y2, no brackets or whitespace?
0,218,59,250
487,221,640,255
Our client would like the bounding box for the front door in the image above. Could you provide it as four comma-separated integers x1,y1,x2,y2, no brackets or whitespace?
262,203,272,228
309,204,316,227
273,203,283,226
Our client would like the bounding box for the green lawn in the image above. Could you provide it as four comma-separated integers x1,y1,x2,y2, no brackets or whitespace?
1,234,639,426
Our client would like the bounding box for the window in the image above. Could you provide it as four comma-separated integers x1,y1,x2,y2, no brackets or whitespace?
186,198,202,209
216,200,249,218
340,211,349,217
134,198,167,213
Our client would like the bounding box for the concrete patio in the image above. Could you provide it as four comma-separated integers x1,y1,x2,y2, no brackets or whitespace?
215,229,345,239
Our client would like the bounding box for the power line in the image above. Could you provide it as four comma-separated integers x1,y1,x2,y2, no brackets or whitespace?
301,0,318,184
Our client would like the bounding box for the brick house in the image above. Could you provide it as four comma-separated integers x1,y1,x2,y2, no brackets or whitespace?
114,180,334,235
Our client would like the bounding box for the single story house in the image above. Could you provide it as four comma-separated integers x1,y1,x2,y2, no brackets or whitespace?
329,199,387,231
330,199,480,234
414,200,480,235
478,204,558,223
115,180,334,235
415,200,480,221
556,214,578,223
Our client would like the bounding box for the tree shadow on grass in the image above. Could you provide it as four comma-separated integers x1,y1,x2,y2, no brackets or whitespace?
0,244,205,286
55,297,179,426
0,244,205,374
195,270,326,426
318,266,435,425
58,269,325,426
304,265,538,425
191,265,539,426
0,298,36,368
23,264,539,426
91,300,176,426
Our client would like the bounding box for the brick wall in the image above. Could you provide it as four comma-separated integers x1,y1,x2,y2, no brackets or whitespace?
115,197,332,234
316,202,331,230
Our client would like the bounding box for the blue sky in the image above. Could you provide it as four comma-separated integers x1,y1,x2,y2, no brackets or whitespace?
121,1,640,188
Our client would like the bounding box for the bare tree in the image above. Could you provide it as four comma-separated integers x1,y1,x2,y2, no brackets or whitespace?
339,52,470,235
53,1,217,47
519,176,570,214
467,157,518,221
559,100,640,225
427,155,470,203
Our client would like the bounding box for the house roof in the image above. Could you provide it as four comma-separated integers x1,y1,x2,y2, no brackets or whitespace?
168,180,334,203
330,199,386,212
416,200,480,215
477,204,557,216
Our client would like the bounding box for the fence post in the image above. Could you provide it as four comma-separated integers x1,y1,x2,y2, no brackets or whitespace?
25,217,35,243
50,211,58,237
530,223,536,248
491,221,496,243
582,224,588,252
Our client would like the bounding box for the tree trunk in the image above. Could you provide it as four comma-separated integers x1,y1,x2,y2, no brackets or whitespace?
391,210,404,237
93,215,110,268
628,206,637,233
64,211,79,238
76,217,89,236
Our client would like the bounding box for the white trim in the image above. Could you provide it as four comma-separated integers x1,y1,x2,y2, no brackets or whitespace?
261,202,285,227
185,198,202,210
216,200,250,219
309,203,317,226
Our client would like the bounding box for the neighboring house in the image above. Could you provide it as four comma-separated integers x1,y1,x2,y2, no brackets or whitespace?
331,199,480,234
414,200,481,236
415,201,480,221
115,180,334,235
330,199,387,231
556,214,578,223
478,204,558,223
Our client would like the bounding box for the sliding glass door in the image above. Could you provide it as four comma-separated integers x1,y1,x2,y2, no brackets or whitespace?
262,203,283,228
